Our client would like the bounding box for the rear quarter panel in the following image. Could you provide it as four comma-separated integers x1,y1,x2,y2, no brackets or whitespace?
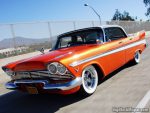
124,31,146,63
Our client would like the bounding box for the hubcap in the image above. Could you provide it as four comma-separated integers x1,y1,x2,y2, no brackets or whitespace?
84,71,95,89
82,66,98,94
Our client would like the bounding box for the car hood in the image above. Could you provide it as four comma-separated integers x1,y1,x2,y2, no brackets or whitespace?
5,44,98,71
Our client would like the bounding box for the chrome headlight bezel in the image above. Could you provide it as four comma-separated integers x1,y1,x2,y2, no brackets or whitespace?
5,69,15,76
47,62,67,75
57,63,67,75
47,62,58,74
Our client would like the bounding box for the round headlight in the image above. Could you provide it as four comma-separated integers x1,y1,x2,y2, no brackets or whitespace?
47,62,67,75
47,62,57,74
5,69,15,76
57,63,67,75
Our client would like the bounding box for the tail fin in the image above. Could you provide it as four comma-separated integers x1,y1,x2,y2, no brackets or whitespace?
136,30,145,39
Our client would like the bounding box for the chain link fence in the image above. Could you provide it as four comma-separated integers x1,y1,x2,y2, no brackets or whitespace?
0,20,149,58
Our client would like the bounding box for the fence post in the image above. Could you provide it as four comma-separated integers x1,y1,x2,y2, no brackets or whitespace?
10,24,16,49
91,21,94,27
73,21,76,30
47,22,53,48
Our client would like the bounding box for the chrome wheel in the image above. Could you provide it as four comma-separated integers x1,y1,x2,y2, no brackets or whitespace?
81,65,98,95
134,51,141,64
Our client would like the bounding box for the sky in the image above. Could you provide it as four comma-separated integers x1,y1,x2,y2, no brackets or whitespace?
0,0,148,24
0,0,148,42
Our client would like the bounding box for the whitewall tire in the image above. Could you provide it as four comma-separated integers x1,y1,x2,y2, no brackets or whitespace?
133,51,141,64
79,65,98,95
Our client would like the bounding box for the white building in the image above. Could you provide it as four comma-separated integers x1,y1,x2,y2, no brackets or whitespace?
0,47,29,56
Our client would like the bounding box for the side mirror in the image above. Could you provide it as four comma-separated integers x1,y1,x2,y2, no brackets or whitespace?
96,39,104,44
108,39,111,42
39,48,45,54
49,49,52,52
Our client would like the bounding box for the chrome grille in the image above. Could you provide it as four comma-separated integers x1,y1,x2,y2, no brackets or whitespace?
14,72,31,79
13,71,74,80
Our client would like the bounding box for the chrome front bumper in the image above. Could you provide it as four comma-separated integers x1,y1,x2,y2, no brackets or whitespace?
5,77,82,91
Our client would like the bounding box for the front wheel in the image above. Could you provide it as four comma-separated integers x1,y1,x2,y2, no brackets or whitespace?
79,65,98,96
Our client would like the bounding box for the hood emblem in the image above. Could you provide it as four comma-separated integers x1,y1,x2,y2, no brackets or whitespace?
55,52,73,59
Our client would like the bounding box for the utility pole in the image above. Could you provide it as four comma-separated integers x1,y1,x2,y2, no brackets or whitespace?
10,24,16,49
84,4,101,25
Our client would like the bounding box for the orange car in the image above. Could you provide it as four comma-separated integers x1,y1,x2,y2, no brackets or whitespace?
2,25,147,95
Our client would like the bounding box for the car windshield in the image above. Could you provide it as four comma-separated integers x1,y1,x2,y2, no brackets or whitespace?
54,29,103,50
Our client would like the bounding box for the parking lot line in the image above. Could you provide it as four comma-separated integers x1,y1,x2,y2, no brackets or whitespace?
133,90,150,113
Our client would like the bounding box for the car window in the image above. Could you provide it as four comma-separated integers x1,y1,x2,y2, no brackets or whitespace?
85,32,98,44
55,29,104,49
58,36,72,48
77,36,83,41
104,27,127,41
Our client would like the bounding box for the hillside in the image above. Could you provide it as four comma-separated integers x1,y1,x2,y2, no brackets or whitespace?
0,37,51,49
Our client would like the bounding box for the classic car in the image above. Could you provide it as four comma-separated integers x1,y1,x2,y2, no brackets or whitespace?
2,25,147,95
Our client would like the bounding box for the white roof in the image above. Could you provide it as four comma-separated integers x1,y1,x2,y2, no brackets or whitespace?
58,25,124,37
99,25,122,29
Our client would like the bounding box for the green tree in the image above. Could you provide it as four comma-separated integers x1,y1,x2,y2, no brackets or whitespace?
121,11,135,21
112,9,135,21
112,9,122,21
143,0,150,16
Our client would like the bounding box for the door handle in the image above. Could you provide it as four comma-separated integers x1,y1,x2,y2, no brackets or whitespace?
118,41,123,44
130,38,133,40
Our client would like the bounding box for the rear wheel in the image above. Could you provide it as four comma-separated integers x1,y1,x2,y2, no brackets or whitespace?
79,65,98,96
133,51,141,64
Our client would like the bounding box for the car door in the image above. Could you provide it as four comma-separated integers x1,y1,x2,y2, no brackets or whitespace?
104,27,127,73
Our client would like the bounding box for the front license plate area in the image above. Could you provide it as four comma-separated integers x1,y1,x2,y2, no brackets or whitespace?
26,86,38,94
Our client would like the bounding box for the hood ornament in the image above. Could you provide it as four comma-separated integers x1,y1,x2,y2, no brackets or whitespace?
39,48,45,54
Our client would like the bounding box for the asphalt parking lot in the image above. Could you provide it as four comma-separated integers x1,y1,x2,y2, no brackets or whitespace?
0,38,150,113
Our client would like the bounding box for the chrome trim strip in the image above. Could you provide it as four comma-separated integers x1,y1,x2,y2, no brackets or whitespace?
70,39,146,67
14,80,48,85
101,27,106,42
5,77,82,91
